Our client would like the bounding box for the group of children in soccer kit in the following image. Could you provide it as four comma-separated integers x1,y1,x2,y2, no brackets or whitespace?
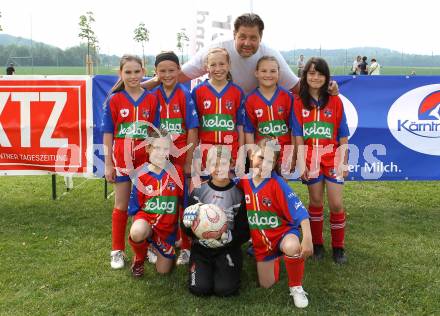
101,47,349,309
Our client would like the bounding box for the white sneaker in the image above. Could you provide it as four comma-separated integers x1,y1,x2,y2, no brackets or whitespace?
289,286,309,308
110,250,125,269
147,248,157,264
176,249,190,265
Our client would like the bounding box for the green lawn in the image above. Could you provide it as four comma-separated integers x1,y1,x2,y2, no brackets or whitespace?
0,176,439,315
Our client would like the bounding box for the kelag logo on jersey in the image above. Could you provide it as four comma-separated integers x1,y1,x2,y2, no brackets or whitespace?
258,120,288,137
161,118,184,135
388,84,440,156
202,114,234,131
143,196,177,214
247,211,281,229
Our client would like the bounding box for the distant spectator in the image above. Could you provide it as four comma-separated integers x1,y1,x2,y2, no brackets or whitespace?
410,70,416,76
6,63,15,75
359,56,368,75
351,56,361,75
297,54,305,77
369,58,381,75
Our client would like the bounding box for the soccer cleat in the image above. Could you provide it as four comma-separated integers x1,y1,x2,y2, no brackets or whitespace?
110,250,125,269
176,249,190,265
289,286,309,308
313,244,325,261
332,247,347,264
147,248,157,264
131,260,145,278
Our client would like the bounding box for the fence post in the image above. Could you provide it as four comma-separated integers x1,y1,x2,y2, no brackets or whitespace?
104,179,108,199
52,174,57,200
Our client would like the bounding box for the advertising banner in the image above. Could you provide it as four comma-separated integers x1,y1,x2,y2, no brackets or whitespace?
2,75,439,180
0,76,93,175
337,75,440,180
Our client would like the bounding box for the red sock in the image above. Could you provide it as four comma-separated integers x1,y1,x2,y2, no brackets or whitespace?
330,210,346,248
180,228,192,250
273,257,281,283
308,205,324,245
128,236,148,263
112,208,128,251
284,255,305,287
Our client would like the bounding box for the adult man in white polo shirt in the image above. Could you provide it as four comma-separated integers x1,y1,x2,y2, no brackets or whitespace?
143,13,337,95
143,13,300,94
180,13,299,94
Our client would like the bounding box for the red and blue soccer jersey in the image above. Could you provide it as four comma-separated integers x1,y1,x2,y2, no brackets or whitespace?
128,164,184,258
291,95,349,169
191,80,245,160
153,83,199,165
101,90,160,179
244,86,293,161
239,171,309,262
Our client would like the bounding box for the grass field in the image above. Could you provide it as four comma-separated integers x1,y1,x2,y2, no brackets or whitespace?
7,65,440,76
1,176,439,315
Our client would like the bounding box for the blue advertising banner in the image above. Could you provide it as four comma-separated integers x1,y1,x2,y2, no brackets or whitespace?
92,75,440,180
337,75,440,180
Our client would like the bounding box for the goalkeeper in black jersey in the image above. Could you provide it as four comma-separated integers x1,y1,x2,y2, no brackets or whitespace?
182,145,250,297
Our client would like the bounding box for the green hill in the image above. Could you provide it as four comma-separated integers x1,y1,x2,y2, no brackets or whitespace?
2,34,440,68
281,47,440,67
0,34,120,67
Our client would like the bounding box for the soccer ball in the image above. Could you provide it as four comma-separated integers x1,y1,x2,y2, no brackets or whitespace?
191,204,228,240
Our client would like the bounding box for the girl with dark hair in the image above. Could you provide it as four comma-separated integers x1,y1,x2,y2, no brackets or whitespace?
101,54,160,269
292,57,350,264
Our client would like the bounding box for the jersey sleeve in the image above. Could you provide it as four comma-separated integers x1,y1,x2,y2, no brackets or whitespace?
287,92,294,129
184,92,200,129
236,96,246,126
291,98,303,136
274,176,309,228
191,87,201,117
101,97,115,133
336,97,350,138
243,96,256,133
152,95,161,128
